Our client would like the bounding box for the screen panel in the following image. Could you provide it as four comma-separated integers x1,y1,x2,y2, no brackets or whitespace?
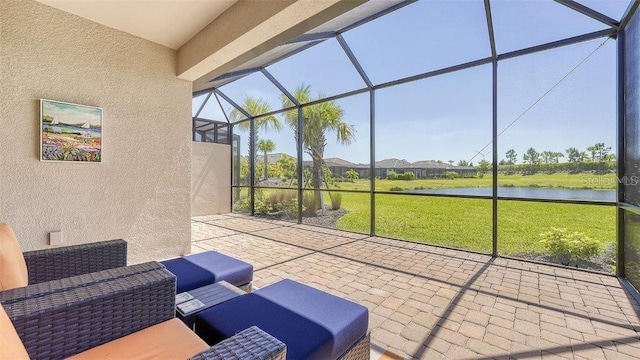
625,210,640,288
375,65,492,197
232,121,251,186
375,194,492,253
342,0,490,84
498,39,617,202
302,190,370,235
625,8,640,205
232,187,251,214
498,200,616,273
252,111,297,189
623,5,640,290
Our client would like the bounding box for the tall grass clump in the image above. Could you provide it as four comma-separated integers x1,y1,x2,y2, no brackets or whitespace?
303,192,317,216
329,192,342,210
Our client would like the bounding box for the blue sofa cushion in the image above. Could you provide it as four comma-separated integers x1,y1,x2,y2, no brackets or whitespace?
161,251,253,293
195,279,368,360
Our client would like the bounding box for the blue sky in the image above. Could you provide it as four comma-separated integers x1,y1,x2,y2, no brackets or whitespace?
196,0,629,165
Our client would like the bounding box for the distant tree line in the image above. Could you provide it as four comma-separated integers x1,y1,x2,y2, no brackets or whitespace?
496,143,614,175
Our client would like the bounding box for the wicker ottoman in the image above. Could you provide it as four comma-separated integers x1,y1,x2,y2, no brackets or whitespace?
194,279,369,360
161,251,253,293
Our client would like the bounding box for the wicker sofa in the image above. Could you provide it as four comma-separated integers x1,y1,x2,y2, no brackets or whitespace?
0,223,127,292
1,262,286,360
0,224,367,359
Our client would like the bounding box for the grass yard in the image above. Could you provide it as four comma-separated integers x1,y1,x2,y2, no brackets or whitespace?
335,192,615,256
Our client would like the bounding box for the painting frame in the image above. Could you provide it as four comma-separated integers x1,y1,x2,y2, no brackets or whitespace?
40,99,103,163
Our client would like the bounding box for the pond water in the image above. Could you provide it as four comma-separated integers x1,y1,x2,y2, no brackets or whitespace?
407,187,616,201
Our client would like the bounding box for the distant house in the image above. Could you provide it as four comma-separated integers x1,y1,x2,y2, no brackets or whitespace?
373,158,411,178
254,153,291,165
247,154,477,179
320,158,370,179
308,157,476,179
367,158,474,179
398,160,477,178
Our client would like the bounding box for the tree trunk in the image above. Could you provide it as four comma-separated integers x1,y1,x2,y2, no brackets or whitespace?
311,158,323,211
263,152,268,181
251,134,259,185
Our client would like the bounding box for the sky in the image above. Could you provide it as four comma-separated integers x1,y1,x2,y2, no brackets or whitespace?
195,0,630,165
42,100,102,126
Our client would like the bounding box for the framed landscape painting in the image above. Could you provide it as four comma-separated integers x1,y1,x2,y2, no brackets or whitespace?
40,99,102,163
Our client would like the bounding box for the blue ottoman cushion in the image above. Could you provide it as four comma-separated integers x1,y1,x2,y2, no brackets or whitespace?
195,279,368,360
161,251,253,293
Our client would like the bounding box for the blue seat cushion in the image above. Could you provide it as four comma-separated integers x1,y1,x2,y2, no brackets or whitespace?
195,279,368,360
161,251,253,293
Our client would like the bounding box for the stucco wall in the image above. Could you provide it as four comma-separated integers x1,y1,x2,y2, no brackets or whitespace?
0,0,192,264
192,142,231,216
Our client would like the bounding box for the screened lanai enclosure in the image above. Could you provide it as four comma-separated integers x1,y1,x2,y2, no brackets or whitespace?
192,0,640,291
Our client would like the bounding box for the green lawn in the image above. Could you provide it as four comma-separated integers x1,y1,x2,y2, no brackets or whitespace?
333,173,617,192
333,192,615,256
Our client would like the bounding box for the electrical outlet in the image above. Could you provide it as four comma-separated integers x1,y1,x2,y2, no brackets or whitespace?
49,231,63,246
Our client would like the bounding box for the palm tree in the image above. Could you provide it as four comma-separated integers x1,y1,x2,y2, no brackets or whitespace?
282,84,356,209
256,139,276,181
230,97,281,180
587,145,598,162
276,154,297,185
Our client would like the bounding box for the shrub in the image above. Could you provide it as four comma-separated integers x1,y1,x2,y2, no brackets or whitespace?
253,198,268,214
539,228,601,266
267,190,297,213
603,241,617,273
400,172,415,180
445,171,460,180
329,192,342,210
387,171,415,180
235,190,297,215
303,192,317,216
389,187,404,192
234,195,252,212
344,169,359,181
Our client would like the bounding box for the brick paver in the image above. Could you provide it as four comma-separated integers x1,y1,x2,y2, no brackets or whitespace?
191,215,640,360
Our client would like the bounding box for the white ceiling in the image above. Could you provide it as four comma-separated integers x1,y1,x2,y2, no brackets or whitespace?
35,0,239,49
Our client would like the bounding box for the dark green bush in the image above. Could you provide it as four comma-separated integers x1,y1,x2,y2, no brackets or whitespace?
387,171,415,180
445,171,460,180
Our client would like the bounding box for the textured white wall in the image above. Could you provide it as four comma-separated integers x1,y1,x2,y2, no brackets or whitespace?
191,142,231,216
0,0,192,264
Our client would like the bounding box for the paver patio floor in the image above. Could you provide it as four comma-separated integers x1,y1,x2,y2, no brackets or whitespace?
191,213,640,359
